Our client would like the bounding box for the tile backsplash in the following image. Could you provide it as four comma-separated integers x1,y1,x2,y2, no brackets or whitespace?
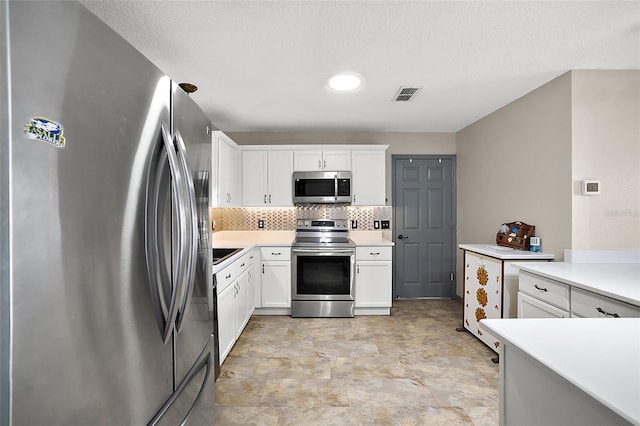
211,205,392,231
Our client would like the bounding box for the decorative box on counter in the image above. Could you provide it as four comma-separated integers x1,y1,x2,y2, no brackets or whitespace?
496,221,535,250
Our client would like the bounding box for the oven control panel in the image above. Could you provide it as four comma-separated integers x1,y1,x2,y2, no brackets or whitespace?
296,219,348,230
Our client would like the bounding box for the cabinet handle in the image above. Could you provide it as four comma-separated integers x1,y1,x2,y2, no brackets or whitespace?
323,160,326,169
250,256,254,260
264,194,267,204
262,264,265,274
225,273,231,279
534,284,548,292
318,160,321,169
269,194,272,204
370,252,380,256
596,307,620,318
357,265,359,274
271,252,281,256
241,263,245,267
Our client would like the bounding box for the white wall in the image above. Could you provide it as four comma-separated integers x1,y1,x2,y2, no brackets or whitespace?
227,131,456,204
571,70,640,249
455,72,573,295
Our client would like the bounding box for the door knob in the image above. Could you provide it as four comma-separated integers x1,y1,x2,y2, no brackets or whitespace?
398,234,408,240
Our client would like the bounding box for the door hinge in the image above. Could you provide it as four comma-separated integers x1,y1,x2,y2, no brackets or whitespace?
450,170,454,180
450,222,455,230
206,125,211,135
450,272,455,281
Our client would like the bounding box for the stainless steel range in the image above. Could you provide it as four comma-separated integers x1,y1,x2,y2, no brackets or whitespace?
291,219,356,317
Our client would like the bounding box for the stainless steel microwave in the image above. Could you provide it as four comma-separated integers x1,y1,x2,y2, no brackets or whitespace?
292,171,352,204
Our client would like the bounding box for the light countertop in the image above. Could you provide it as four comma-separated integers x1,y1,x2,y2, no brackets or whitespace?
459,243,555,260
480,318,640,425
211,230,393,273
513,262,640,307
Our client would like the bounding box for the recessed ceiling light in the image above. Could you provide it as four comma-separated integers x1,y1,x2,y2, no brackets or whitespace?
327,72,364,92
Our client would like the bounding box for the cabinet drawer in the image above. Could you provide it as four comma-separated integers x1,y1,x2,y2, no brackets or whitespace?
518,292,569,318
236,250,254,273
571,287,640,318
356,246,392,261
260,247,291,261
519,271,570,311
216,263,237,293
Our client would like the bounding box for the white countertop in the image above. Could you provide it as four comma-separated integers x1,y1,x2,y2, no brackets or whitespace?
459,243,555,260
211,230,393,273
480,318,640,425
513,262,640,307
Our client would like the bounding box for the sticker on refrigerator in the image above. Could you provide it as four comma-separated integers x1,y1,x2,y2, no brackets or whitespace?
24,117,66,148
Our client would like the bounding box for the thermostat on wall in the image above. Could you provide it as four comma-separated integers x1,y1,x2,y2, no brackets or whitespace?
581,180,600,195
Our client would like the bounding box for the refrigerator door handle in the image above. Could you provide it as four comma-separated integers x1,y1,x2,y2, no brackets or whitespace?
146,123,186,344
147,345,212,426
173,131,198,333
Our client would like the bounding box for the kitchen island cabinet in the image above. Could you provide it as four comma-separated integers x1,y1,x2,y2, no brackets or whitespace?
458,244,554,353
480,318,640,426
514,262,640,318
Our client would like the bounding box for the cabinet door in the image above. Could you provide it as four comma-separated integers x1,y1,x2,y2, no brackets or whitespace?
518,292,569,318
293,151,322,171
267,151,294,206
323,150,351,171
352,151,385,205
217,283,236,363
218,139,236,206
355,261,392,308
235,270,250,336
261,261,291,308
242,151,268,206
463,252,503,352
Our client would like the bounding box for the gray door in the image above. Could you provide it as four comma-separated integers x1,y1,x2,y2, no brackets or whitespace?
393,156,456,299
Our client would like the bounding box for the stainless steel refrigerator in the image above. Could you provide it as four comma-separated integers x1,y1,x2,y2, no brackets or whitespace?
1,1,215,424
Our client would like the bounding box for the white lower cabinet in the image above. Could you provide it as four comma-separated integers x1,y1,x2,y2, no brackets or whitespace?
355,247,392,312
260,247,291,309
518,292,569,318
518,270,640,319
571,287,640,318
216,250,254,364
517,271,570,319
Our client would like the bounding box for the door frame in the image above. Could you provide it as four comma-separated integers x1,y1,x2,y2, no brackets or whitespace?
391,154,458,300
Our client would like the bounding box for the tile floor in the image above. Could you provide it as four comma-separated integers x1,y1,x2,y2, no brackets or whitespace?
214,299,499,425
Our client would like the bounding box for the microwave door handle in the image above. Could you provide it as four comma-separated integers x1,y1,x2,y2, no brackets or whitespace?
334,175,338,202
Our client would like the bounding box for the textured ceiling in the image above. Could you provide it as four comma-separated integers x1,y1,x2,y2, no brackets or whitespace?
81,1,640,133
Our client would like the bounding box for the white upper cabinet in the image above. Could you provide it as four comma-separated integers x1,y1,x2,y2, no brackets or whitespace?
212,131,240,207
352,150,385,205
293,150,351,171
242,150,294,207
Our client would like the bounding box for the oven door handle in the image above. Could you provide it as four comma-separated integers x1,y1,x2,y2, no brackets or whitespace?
293,248,355,254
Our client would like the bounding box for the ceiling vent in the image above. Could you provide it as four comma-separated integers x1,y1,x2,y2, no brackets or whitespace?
393,86,422,102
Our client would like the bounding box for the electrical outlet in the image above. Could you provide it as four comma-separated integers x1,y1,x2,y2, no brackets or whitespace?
258,220,265,229
381,220,390,229
351,220,358,229
374,220,380,229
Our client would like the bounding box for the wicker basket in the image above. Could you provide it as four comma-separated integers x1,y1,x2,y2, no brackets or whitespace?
496,221,535,250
